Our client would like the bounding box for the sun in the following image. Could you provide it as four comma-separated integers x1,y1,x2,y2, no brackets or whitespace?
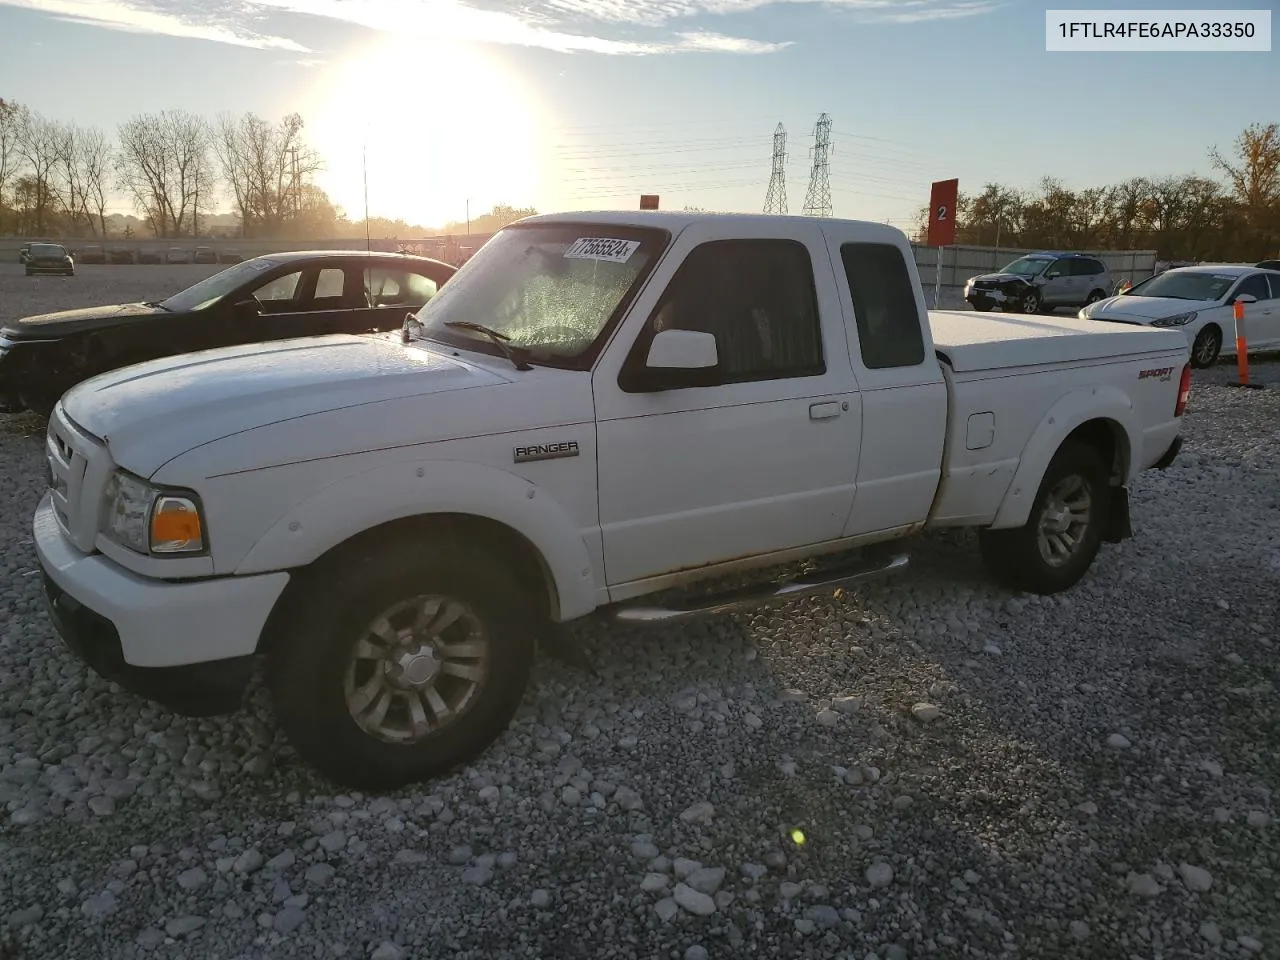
307,38,545,230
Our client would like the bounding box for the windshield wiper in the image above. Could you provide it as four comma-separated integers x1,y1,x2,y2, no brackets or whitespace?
143,300,171,311
443,321,533,371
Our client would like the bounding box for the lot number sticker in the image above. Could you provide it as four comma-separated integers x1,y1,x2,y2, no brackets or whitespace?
564,237,640,263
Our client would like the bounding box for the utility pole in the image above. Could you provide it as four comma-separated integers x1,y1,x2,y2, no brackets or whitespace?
466,199,470,236
801,113,833,219
763,123,788,215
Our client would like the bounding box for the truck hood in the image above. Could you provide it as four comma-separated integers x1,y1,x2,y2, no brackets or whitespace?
60,333,512,475
1084,295,1219,322
1,301,163,338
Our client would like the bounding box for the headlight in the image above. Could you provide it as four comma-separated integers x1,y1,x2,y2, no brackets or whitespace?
1152,311,1197,327
101,469,206,555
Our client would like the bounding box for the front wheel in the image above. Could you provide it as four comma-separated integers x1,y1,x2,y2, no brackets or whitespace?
1190,325,1222,368
268,536,539,791
1085,289,1105,306
978,440,1110,595
1018,289,1042,314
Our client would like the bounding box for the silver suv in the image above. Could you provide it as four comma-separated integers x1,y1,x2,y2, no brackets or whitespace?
964,253,1113,314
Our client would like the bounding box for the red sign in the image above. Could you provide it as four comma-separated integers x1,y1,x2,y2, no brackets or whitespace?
927,179,958,247
640,195,659,210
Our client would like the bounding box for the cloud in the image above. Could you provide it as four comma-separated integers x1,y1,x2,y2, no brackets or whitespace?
1,0,1001,57
0,0,309,50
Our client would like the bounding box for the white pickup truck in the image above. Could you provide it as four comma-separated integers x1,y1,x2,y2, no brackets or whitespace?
34,212,1191,790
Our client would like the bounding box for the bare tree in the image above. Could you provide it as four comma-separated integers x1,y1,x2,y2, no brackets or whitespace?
214,111,321,238
0,98,23,234
78,127,112,237
116,110,213,238
14,106,62,235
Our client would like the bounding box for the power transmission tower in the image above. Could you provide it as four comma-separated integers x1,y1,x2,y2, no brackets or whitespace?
763,123,788,214
801,113,833,218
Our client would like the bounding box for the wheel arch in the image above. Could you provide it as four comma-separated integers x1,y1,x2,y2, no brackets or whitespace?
990,389,1138,530
256,512,562,659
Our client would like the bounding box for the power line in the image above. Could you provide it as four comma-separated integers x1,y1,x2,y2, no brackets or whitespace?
801,113,833,218
763,123,788,215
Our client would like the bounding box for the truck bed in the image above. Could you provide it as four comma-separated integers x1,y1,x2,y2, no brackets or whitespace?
928,309,1186,373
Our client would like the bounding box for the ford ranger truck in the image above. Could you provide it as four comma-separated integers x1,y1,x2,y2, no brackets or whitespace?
34,212,1191,790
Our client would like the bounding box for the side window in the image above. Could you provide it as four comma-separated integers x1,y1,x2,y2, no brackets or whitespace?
839,242,925,370
251,270,302,306
1089,259,1107,276
313,268,346,302
644,239,824,383
1045,259,1070,278
1235,274,1270,302
366,268,439,309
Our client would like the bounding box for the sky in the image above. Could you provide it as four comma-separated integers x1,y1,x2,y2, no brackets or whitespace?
0,0,1276,231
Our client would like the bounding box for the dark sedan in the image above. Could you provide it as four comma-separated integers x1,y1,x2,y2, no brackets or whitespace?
25,242,75,276
0,249,456,416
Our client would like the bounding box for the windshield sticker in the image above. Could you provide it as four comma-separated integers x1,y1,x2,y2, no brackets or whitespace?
1213,274,1235,280
564,238,640,263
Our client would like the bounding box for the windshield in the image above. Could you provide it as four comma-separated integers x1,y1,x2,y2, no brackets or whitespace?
1124,270,1236,301
1000,257,1051,277
159,257,280,312
414,223,668,367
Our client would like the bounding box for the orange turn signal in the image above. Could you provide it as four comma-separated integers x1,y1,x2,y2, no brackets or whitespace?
151,496,203,552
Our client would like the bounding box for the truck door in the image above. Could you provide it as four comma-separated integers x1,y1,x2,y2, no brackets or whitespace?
592,219,863,588
825,231,948,537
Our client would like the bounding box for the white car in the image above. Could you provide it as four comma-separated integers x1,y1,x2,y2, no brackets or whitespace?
1080,264,1280,368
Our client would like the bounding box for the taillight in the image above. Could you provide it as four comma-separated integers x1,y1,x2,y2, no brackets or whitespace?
1175,363,1191,416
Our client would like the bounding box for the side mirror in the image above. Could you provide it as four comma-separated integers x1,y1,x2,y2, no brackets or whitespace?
1232,293,1257,305
1045,271,1061,279
231,298,260,320
635,329,721,390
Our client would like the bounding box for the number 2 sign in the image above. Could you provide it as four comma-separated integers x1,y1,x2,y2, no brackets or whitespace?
927,179,958,247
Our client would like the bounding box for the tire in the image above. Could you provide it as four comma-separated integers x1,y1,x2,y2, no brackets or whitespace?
18,390,55,419
1085,289,1105,305
977,440,1110,595
1018,288,1042,314
1190,325,1222,369
268,534,539,791
972,302,993,312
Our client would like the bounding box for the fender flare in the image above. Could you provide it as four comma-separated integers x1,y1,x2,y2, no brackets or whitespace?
234,459,597,620
989,386,1138,530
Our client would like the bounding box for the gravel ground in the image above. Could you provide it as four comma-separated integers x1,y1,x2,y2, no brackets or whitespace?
1,270,1278,960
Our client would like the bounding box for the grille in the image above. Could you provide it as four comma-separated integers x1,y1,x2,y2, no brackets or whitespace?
45,413,94,545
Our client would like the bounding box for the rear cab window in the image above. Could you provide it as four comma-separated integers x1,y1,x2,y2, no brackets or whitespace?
839,242,925,370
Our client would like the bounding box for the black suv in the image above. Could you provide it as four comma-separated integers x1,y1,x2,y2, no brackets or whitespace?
964,253,1113,314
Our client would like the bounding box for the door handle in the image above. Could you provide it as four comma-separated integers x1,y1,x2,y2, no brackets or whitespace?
809,401,842,420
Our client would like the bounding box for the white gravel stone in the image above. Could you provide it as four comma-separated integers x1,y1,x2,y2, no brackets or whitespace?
176,867,207,891
640,873,669,892
1126,873,1164,897
679,802,714,825
815,708,839,727
672,883,716,916
654,898,679,922
1106,733,1132,749
1178,863,1213,892
911,702,941,722
866,862,894,888
370,943,406,960
685,866,725,896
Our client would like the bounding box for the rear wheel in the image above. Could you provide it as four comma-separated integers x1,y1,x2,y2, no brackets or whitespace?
1190,325,1222,368
268,536,539,791
978,440,1110,594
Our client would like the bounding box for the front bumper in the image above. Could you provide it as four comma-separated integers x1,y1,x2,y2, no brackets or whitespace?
34,494,289,715
26,263,74,273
